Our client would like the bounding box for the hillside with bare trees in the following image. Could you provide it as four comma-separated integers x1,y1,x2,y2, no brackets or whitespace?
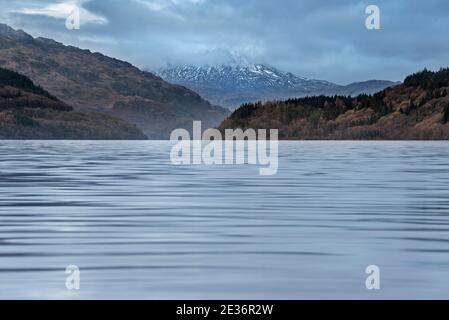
219,69,449,140
0,68,146,139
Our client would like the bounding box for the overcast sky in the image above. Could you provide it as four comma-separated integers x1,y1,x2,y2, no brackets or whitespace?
1,0,448,84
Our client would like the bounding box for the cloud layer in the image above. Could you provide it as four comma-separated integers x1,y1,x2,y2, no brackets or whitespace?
17,0,107,26
1,0,448,83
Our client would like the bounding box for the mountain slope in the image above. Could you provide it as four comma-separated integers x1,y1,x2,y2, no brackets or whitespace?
219,68,449,140
0,24,229,139
0,67,146,139
158,63,334,91
158,63,396,109
325,80,400,96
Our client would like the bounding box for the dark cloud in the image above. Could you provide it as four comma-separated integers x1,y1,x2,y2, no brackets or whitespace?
1,0,448,83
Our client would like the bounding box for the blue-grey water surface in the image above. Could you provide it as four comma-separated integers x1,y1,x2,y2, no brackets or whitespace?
0,141,448,299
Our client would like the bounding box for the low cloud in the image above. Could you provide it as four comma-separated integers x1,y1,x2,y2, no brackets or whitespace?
2,0,449,83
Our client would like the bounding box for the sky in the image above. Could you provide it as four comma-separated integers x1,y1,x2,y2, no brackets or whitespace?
0,0,448,84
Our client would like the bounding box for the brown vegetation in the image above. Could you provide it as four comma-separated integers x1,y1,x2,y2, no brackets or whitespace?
0,69,146,139
219,69,449,140
0,24,229,139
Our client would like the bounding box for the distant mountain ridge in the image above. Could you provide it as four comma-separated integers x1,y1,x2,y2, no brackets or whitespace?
0,24,229,139
325,80,399,96
158,63,398,109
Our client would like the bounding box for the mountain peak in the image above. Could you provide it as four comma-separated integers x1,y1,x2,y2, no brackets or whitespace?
157,62,396,109
157,62,336,108
0,23,14,33
0,23,33,41
158,62,328,91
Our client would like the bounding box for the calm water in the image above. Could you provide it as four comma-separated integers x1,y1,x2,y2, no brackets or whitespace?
0,141,448,299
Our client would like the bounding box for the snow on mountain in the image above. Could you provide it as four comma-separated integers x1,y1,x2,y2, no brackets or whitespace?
157,63,396,109
158,63,335,93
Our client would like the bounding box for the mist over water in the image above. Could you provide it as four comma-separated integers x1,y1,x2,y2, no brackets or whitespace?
0,141,448,299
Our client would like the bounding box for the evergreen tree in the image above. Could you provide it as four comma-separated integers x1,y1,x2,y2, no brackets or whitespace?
443,104,449,124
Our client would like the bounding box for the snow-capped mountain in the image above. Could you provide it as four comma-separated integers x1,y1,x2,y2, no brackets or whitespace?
157,63,397,109
158,63,335,92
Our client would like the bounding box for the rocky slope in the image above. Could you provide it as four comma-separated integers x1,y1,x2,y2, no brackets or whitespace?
0,24,229,139
0,67,146,139
158,63,396,109
219,68,449,140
